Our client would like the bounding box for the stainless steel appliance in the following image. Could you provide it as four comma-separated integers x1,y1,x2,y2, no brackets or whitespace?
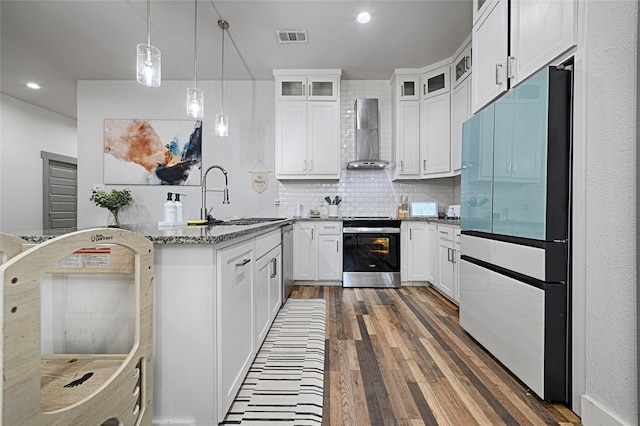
460,66,571,403
346,98,391,170
342,218,401,288
281,224,294,302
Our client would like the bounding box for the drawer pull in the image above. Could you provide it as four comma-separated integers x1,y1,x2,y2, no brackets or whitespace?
270,258,277,278
235,258,251,267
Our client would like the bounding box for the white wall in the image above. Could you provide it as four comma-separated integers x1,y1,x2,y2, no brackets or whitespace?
577,1,637,424
77,80,278,228
0,94,77,232
278,80,458,218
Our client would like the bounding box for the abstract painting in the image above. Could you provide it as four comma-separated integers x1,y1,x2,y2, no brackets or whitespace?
104,119,202,185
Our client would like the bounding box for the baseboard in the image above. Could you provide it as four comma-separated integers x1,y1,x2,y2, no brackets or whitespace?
581,394,629,426
153,420,196,426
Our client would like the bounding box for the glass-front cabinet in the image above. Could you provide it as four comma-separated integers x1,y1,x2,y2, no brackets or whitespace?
276,75,339,101
421,65,450,99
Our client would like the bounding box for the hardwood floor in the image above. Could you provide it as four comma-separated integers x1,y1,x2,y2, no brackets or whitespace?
290,285,581,426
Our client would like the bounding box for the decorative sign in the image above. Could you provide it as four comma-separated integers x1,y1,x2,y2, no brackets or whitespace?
251,172,269,194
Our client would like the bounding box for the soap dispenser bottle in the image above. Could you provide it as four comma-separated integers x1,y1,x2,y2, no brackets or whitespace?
163,192,177,223
174,193,184,222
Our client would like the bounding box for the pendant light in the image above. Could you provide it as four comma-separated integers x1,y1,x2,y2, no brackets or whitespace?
136,0,161,87
186,0,203,118
215,19,229,137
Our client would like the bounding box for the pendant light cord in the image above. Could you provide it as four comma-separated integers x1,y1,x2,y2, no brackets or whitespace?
193,0,198,89
146,0,151,47
220,22,225,111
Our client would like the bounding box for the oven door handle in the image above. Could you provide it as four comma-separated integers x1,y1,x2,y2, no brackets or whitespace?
343,227,401,234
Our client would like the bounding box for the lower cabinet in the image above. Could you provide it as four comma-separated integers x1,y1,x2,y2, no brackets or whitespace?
401,222,429,281
293,221,342,282
216,229,283,423
428,224,438,284
435,224,461,302
216,238,255,422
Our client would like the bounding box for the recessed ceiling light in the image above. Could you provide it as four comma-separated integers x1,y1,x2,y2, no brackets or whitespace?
26,82,41,89
357,11,371,24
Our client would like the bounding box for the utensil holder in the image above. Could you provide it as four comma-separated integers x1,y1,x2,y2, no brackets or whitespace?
328,205,339,217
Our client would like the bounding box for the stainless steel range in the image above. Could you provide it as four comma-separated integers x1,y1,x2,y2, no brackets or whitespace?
342,217,401,288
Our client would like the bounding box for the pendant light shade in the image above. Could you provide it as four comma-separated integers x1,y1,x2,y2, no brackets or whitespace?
187,88,204,118
215,113,229,137
215,19,229,137
186,0,203,118
137,0,161,87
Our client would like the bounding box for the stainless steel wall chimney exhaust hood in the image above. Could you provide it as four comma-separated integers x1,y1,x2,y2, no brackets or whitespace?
346,98,391,170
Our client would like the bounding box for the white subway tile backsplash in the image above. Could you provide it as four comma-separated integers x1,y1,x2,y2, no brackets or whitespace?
278,79,459,218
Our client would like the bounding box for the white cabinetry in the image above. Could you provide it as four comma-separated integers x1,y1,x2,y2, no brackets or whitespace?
472,0,508,113
420,93,451,176
274,69,341,180
435,224,460,303
392,73,421,178
293,221,343,282
421,65,450,99
452,41,472,89
472,0,576,113
254,231,282,348
216,238,255,421
428,224,438,284
401,222,429,282
451,76,471,174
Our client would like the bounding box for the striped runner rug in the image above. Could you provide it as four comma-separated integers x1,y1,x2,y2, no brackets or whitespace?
221,298,326,425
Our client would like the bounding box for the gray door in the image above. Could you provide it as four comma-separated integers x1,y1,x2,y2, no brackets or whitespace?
41,151,77,230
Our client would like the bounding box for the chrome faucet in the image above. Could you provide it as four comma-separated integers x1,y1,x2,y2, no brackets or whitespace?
201,165,230,222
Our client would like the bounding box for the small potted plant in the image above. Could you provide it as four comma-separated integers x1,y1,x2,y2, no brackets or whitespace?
90,188,133,227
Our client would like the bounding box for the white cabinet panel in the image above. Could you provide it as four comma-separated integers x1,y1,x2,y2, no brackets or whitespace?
276,102,307,176
421,93,451,176
428,224,438,284
472,0,508,113
451,76,471,173
317,234,342,280
293,222,315,280
510,0,576,86
397,101,421,176
293,221,342,282
307,102,339,176
402,222,429,281
217,239,255,421
459,259,545,398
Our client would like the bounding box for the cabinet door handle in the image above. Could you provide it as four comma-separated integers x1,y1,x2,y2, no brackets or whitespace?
423,159,426,171
409,229,412,240
400,160,404,172
311,228,314,239
465,56,470,71
495,63,504,86
401,85,405,97
423,83,426,96
512,162,517,175
270,258,277,278
439,230,448,235
507,56,516,79
507,162,512,174
309,160,313,171
235,258,251,267
308,84,311,97
303,83,306,96
336,241,339,252
452,249,456,263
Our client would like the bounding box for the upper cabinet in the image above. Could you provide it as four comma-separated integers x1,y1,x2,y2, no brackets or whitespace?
395,75,421,101
274,69,341,180
421,65,450,99
472,0,576,113
276,74,339,101
452,41,472,89
472,0,509,113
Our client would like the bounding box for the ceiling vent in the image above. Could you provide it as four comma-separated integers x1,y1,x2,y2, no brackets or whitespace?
277,30,308,43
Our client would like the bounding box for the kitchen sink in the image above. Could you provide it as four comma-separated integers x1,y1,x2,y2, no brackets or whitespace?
218,218,286,226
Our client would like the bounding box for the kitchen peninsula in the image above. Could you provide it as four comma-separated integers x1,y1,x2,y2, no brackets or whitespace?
11,219,292,425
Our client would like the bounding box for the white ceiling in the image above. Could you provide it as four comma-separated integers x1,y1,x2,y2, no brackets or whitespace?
1,0,472,119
